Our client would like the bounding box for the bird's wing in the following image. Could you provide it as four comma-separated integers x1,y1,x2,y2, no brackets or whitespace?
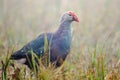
11,33,53,60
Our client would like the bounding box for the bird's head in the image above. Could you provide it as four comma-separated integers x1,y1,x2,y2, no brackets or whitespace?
60,11,79,22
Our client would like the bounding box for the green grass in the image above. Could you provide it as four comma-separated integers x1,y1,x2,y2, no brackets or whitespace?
0,20,120,80
0,25,120,80
0,44,120,80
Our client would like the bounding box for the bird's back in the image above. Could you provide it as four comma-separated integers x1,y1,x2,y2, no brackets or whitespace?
11,33,53,60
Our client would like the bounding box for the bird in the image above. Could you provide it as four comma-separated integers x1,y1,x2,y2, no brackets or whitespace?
10,11,79,69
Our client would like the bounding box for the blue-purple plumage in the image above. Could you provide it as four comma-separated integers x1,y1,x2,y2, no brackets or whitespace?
11,11,79,69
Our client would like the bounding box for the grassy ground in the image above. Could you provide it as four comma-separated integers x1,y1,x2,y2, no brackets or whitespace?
0,31,120,80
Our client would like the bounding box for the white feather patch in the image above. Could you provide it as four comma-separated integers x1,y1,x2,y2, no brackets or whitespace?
16,58,26,64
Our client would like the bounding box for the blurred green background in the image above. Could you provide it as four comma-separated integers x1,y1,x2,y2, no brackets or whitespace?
0,0,120,59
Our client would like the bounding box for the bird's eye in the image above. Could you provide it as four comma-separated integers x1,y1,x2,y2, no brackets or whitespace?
68,14,72,16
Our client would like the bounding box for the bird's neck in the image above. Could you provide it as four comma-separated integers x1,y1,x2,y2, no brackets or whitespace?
56,21,72,34
54,21,72,52
54,21,72,49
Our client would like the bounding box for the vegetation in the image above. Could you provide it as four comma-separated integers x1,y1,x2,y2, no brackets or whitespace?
0,0,120,80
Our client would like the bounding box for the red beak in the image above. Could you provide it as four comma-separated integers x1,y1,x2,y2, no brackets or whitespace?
73,15,79,22
68,11,79,22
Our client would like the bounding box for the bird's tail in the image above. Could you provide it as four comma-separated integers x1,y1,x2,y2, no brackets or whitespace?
10,50,25,60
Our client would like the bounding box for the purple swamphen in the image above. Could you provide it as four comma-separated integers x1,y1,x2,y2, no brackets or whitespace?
10,11,79,69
